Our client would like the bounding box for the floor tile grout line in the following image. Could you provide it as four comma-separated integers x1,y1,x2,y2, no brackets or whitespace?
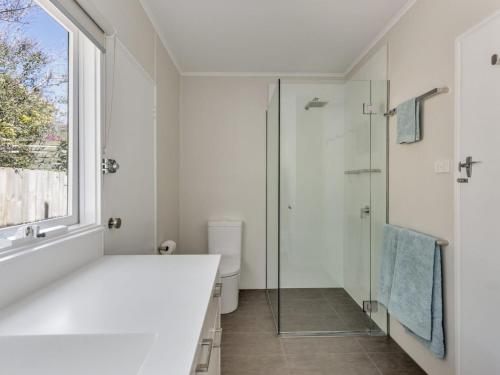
224,291,423,375
322,293,343,318
351,336,368,353
323,293,352,328
366,351,385,375
354,336,368,353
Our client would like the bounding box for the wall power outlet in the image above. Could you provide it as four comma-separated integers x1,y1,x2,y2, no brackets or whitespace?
434,159,451,174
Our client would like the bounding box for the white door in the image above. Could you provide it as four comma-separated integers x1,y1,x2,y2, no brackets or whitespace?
102,39,155,254
457,12,500,375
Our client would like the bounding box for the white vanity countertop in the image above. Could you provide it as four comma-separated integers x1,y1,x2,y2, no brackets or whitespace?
0,255,221,375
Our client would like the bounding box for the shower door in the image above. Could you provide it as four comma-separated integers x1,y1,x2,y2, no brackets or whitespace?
342,80,374,333
343,80,388,335
266,79,388,336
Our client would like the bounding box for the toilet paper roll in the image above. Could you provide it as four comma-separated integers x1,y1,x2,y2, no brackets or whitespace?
159,240,176,255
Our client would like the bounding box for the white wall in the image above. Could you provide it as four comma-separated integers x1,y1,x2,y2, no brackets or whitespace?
155,35,180,247
279,82,345,288
179,76,270,289
0,228,103,310
179,78,346,290
0,1,181,310
350,45,388,81
83,0,181,251
348,1,500,374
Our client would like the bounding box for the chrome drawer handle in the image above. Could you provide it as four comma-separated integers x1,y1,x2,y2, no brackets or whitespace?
213,328,222,348
213,282,222,298
195,338,214,373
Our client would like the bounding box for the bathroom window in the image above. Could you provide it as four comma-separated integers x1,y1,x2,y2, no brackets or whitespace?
0,0,102,240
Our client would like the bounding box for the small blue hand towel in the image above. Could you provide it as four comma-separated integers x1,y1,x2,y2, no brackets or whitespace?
388,229,445,358
396,98,421,144
379,224,400,308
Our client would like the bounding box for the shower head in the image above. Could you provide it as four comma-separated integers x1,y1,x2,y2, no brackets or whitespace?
305,97,328,110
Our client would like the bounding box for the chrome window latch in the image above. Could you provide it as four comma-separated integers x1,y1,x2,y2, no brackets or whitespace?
25,225,46,238
102,158,119,174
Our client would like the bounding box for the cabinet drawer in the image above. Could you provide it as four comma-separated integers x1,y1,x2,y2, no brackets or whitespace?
191,278,222,375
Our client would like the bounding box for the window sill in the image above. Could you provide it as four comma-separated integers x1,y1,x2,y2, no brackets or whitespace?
0,224,104,262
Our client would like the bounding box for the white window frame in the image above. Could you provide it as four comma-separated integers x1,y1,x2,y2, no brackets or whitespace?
0,0,102,245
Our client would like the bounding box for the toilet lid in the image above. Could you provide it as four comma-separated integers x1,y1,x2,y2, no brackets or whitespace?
220,256,240,278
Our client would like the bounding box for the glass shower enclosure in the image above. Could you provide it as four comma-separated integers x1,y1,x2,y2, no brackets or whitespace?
266,79,388,336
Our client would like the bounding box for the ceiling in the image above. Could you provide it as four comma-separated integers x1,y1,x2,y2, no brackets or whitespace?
140,0,412,76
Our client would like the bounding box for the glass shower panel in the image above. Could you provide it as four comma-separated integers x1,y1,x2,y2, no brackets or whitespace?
368,80,389,333
277,80,374,334
343,80,374,332
265,78,388,336
266,81,280,331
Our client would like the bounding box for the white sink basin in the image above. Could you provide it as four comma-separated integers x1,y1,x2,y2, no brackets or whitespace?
0,333,158,375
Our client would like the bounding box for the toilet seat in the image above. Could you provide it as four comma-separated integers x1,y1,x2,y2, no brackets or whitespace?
219,256,240,278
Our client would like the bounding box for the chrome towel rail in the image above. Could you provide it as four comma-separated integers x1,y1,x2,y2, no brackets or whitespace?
384,87,449,117
436,239,449,247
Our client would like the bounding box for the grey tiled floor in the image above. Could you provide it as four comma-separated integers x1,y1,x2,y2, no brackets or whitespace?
221,290,426,375
268,288,378,333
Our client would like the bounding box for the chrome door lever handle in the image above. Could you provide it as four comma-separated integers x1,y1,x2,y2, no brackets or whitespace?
458,156,481,178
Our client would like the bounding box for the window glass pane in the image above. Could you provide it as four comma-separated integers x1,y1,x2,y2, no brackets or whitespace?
0,0,71,228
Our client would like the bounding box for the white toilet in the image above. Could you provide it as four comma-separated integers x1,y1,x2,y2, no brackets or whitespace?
208,220,242,314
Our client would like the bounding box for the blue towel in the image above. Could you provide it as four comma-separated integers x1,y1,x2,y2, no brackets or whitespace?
388,228,445,358
379,224,400,308
396,98,421,144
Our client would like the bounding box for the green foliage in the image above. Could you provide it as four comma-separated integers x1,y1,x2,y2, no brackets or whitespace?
54,139,67,171
0,0,67,171
0,72,55,168
0,36,50,90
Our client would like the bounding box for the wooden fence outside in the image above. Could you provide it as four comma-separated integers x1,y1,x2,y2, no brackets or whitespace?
0,168,68,228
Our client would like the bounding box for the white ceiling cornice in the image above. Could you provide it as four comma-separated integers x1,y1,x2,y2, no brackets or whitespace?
180,72,345,78
343,0,418,77
140,0,182,74
141,0,418,78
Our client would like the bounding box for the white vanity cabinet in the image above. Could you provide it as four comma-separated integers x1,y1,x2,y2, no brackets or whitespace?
192,278,222,375
0,255,222,375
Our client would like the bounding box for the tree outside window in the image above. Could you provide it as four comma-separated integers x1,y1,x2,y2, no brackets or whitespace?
0,0,70,228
